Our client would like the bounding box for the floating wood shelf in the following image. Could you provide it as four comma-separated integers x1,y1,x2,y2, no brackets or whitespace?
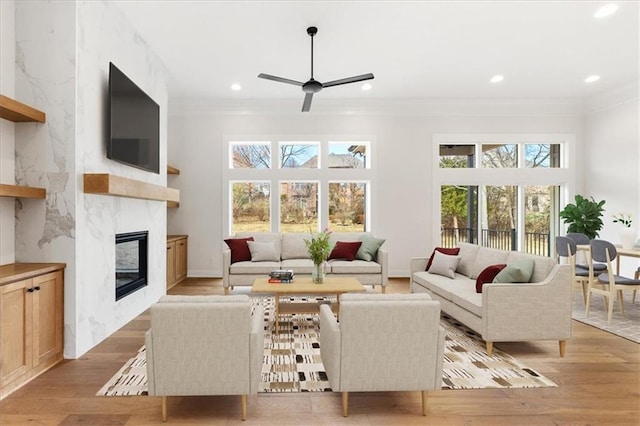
167,165,180,175
0,95,46,123
0,184,46,199
167,201,180,208
83,173,179,203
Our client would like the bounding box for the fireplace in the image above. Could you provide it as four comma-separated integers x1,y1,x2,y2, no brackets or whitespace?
115,231,148,300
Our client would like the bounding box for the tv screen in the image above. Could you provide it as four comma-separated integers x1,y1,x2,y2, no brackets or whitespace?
108,62,160,174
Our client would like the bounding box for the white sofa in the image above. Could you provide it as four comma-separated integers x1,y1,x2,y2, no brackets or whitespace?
410,242,572,357
223,232,388,294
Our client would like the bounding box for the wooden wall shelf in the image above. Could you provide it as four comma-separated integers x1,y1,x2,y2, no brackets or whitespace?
167,201,179,208
83,174,179,203
167,165,180,175
0,184,46,199
0,95,46,123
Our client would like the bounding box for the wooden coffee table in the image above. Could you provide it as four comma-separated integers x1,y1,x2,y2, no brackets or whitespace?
252,276,365,333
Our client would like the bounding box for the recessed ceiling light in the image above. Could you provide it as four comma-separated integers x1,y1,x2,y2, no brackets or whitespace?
490,75,504,84
594,3,619,18
362,83,372,91
231,83,242,91
585,75,601,83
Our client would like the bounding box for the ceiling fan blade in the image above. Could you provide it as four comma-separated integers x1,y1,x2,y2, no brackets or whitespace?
258,73,304,86
302,93,314,112
322,73,374,88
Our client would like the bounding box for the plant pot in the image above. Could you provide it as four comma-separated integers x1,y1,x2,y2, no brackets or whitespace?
312,262,325,284
620,228,636,250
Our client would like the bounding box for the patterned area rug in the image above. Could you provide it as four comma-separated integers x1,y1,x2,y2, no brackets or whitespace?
97,296,556,396
572,293,640,343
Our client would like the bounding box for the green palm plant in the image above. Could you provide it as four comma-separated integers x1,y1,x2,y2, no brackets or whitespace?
559,195,606,240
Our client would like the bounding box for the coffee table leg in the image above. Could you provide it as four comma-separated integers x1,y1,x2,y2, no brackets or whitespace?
275,294,280,334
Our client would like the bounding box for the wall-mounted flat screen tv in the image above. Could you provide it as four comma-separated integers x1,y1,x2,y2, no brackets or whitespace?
108,62,160,174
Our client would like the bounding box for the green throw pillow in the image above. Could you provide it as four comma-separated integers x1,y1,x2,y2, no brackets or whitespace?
356,235,386,261
493,259,535,283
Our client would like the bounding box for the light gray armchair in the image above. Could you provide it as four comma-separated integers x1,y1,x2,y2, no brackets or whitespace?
319,293,445,417
145,295,264,422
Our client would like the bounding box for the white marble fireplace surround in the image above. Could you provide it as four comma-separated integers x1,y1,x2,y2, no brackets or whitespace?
14,0,168,358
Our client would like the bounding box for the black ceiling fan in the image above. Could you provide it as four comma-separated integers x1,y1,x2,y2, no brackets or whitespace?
258,26,374,112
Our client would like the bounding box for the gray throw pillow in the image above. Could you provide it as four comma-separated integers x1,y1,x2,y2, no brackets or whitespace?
356,235,385,261
493,259,535,283
428,250,461,279
247,241,279,262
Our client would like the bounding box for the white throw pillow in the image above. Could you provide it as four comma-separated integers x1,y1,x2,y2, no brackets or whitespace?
429,250,461,279
247,241,279,262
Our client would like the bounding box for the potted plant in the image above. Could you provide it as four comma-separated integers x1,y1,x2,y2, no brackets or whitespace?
559,195,606,240
612,213,635,249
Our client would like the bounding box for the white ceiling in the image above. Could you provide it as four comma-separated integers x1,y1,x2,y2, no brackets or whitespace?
114,1,639,103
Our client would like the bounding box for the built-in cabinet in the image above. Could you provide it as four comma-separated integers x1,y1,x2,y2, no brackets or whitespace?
0,263,65,399
166,235,187,289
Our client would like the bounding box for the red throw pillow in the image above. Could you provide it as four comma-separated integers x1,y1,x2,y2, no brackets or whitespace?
426,247,460,271
224,237,254,264
475,264,507,293
328,241,362,261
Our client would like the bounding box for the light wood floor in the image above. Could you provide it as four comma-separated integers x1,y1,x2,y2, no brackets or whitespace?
1,277,638,425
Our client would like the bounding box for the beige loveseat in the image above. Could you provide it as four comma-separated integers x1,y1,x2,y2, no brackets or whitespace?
410,242,572,356
223,232,388,294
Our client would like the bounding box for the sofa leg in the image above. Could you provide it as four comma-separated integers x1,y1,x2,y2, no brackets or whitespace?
559,340,566,357
241,394,247,421
486,341,494,357
342,392,349,417
161,396,167,422
224,287,229,295
421,391,428,416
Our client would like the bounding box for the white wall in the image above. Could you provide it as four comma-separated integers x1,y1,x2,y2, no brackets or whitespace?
168,100,584,277
14,0,168,358
0,0,16,265
584,88,640,276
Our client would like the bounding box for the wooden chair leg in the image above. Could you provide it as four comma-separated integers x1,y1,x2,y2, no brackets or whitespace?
421,391,428,416
342,392,349,417
618,290,625,315
241,394,247,421
161,396,167,422
559,340,566,357
486,341,493,357
607,293,615,324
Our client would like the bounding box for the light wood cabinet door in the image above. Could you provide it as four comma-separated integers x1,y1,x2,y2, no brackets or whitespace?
166,241,176,289
0,279,33,387
32,271,64,366
176,237,187,282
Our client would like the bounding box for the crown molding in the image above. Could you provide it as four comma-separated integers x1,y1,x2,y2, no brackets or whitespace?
168,97,584,118
583,80,639,114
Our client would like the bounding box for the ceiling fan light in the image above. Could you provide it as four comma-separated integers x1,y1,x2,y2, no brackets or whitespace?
585,75,600,83
362,83,372,91
231,83,242,91
490,75,504,84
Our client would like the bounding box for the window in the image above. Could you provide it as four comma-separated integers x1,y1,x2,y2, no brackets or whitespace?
280,181,318,232
435,135,573,256
230,142,270,169
224,138,375,234
329,182,367,232
231,181,270,233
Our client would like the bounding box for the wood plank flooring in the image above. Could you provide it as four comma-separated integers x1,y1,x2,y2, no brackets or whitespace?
0,278,638,425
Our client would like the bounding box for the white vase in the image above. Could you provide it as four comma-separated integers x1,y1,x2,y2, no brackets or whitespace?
619,228,636,250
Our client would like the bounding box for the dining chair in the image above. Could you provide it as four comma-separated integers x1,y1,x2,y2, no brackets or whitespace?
586,240,640,323
556,236,590,305
566,232,607,273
